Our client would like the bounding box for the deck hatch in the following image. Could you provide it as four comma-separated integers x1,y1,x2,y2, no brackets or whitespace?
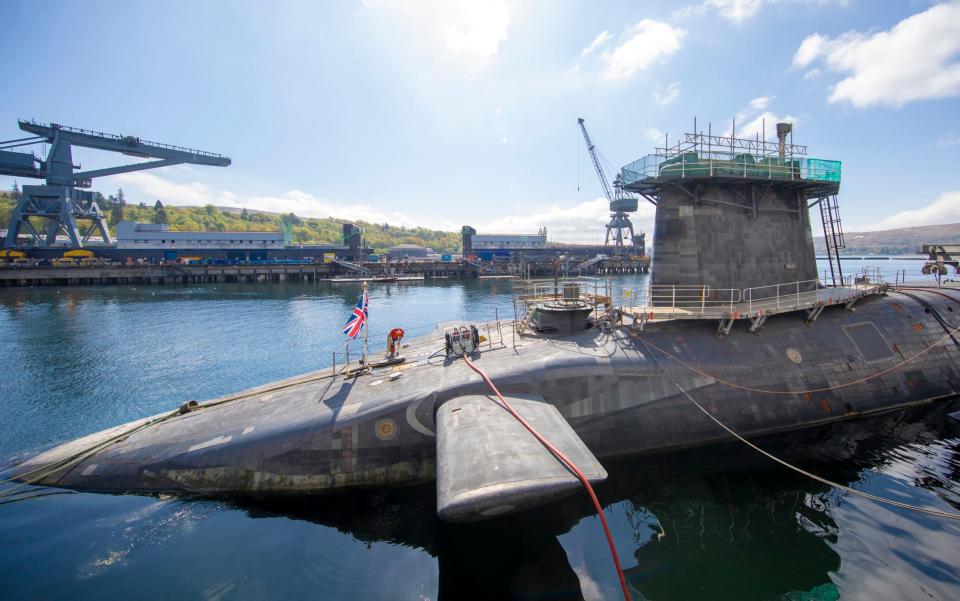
842,322,894,362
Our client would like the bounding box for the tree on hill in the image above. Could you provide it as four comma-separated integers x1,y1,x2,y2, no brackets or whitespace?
153,200,168,224
116,188,126,206
10,181,20,200
241,207,249,220
110,203,124,226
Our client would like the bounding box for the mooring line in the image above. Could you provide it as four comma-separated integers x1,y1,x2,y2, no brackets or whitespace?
637,337,960,522
0,410,178,499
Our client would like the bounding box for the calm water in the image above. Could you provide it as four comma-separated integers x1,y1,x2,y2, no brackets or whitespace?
1,259,958,600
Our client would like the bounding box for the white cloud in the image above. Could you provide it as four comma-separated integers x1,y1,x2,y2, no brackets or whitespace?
363,0,510,69
676,0,847,24
731,111,798,139
749,95,772,110
866,191,960,230
107,172,435,229
111,172,218,206
653,81,682,106
702,0,764,23
792,33,827,68
581,30,611,56
478,197,655,244
937,132,960,147
792,3,960,107
645,127,666,145
721,97,797,139
601,20,687,80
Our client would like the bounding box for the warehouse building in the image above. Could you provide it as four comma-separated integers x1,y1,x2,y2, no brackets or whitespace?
471,233,547,249
115,222,286,249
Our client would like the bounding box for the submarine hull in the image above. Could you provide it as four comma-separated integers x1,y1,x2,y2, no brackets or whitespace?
6,289,959,498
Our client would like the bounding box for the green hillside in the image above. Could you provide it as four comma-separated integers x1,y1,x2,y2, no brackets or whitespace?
0,189,461,254
813,223,960,255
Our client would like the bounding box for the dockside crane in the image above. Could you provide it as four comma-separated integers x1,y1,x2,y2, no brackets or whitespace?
0,120,231,248
577,118,643,253
578,117,615,205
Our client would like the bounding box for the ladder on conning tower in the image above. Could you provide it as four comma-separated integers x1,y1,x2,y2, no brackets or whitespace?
820,195,845,286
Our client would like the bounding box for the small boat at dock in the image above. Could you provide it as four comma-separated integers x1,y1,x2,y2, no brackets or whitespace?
326,275,425,283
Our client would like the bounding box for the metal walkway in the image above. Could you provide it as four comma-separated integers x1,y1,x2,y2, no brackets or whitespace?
576,255,607,272
332,259,370,276
512,275,904,337
618,278,883,334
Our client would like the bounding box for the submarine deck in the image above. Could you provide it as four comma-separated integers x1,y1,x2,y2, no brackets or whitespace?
8,281,958,496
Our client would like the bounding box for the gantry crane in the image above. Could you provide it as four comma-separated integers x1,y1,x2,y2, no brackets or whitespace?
0,120,231,248
577,117,643,253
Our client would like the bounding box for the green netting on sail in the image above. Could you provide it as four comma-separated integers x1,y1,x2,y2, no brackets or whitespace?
621,154,841,184
803,158,841,182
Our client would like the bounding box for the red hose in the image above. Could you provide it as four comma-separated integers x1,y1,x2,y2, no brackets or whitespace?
461,355,632,601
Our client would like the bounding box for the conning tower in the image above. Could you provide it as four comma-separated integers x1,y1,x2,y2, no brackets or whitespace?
621,123,842,291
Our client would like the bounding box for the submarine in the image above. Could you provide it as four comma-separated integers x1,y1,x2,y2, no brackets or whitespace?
5,123,960,523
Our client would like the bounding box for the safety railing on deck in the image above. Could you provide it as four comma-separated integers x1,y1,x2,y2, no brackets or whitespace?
330,312,510,376
744,280,831,314
619,276,884,323
513,276,613,333
620,285,741,319
621,151,841,186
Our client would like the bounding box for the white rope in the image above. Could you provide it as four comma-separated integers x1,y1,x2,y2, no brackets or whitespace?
639,337,960,521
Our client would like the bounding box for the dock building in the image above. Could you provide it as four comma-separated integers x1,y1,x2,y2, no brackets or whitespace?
460,226,644,264
471,234,548,250
115,222,287,250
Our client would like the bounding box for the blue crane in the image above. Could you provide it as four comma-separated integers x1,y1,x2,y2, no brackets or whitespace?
577,118,642,252
0,120,230,248
577,117,614,204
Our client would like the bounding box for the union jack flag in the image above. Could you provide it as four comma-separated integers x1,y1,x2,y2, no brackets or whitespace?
342,290,368,339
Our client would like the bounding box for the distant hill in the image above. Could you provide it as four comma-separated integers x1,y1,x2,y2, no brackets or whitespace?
814,223,960,256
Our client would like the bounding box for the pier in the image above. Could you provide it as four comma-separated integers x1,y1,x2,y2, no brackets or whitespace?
0,263,332,286
0,254,649,287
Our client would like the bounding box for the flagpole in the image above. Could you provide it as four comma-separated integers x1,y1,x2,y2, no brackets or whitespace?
362,281,369,363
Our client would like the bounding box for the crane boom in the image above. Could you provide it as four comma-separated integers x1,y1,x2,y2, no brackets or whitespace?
578,117,613,203
2,119,231,248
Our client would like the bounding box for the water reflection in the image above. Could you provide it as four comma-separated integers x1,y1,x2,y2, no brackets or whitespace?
1,396,957,601
217,402,959,600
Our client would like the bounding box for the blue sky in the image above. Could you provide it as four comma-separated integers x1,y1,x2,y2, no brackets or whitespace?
1,0,958,243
